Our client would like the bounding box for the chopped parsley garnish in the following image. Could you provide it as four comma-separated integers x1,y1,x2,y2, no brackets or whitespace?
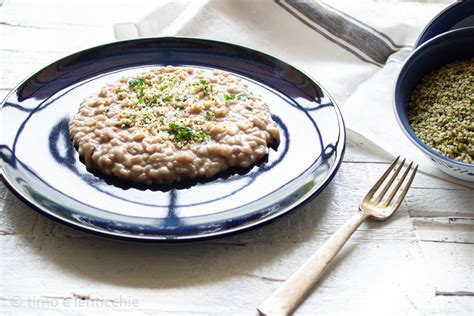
237,93,250,101
175,95,188,102
146,98,158,105
200,84,212,93
123,71,220,141
128,78,145,88
169,123,207,141
129,78,146,103
194,80,214,94
206,111,214,119
224,93,236,100
169,123,193,140
138,87,145,98
194,131,206,140
162,95,173,102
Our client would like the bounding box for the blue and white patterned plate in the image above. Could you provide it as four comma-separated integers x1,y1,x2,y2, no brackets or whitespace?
0,38,345,241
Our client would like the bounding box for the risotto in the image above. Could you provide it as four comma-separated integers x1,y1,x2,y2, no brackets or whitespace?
69,66,280,184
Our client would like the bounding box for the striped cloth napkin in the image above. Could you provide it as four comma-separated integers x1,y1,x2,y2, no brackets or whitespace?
114,0,473,188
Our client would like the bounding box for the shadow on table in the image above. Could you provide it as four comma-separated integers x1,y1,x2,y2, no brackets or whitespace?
3,181,339,290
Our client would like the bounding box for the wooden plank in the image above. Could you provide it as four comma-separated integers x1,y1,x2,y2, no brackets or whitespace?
0,232,470,315
406,188,474,217
0,48,68,89
0,88,11,100
1,1,472,315
418,242,473,295
0,24,114,53
0,24,113,89
1,143,469,315
1,0,163,27
413,217,474,244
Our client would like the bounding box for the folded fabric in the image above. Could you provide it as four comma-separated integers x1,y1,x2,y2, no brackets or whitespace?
114,0,472,188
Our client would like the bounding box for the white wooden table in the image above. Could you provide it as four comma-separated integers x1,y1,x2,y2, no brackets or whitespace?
1,1,473,315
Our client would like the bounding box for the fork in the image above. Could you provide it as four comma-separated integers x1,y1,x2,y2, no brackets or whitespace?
257,157,418,316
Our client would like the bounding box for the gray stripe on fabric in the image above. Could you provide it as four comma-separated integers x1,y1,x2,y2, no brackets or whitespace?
320,1,404,49
284,0,397,65
275,0,381,67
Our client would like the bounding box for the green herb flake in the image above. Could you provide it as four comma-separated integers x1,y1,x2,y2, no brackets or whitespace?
224,93,236,100
168,123,207,142
194,131,206,140
147,99,158,105
175,95,188,102
162,95,173,102
199,79,207,84
128,78,145,89
237,93,250,101
206,111,214,119
169,123,193,140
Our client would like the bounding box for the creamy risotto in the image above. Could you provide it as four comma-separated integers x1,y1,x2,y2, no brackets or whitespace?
69,66,280,184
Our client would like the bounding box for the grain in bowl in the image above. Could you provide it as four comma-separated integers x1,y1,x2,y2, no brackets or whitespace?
407,58,473,164
69,66,280,184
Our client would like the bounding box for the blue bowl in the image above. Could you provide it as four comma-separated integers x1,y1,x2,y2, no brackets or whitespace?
415,1,474,48
394,27,474,181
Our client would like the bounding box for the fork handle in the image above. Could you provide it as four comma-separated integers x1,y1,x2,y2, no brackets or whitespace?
257,211,368,316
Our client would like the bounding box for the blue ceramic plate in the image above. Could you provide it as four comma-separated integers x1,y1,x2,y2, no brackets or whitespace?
415,1,474,48
0,38,345,241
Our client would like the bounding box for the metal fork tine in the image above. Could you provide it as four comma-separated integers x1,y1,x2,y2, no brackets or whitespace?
382,161,414,207
391,164,418,210
373,158,406,203
363,156,400,202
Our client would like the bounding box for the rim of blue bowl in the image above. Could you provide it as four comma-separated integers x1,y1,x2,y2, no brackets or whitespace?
394,26,474,169
414,1,474,48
